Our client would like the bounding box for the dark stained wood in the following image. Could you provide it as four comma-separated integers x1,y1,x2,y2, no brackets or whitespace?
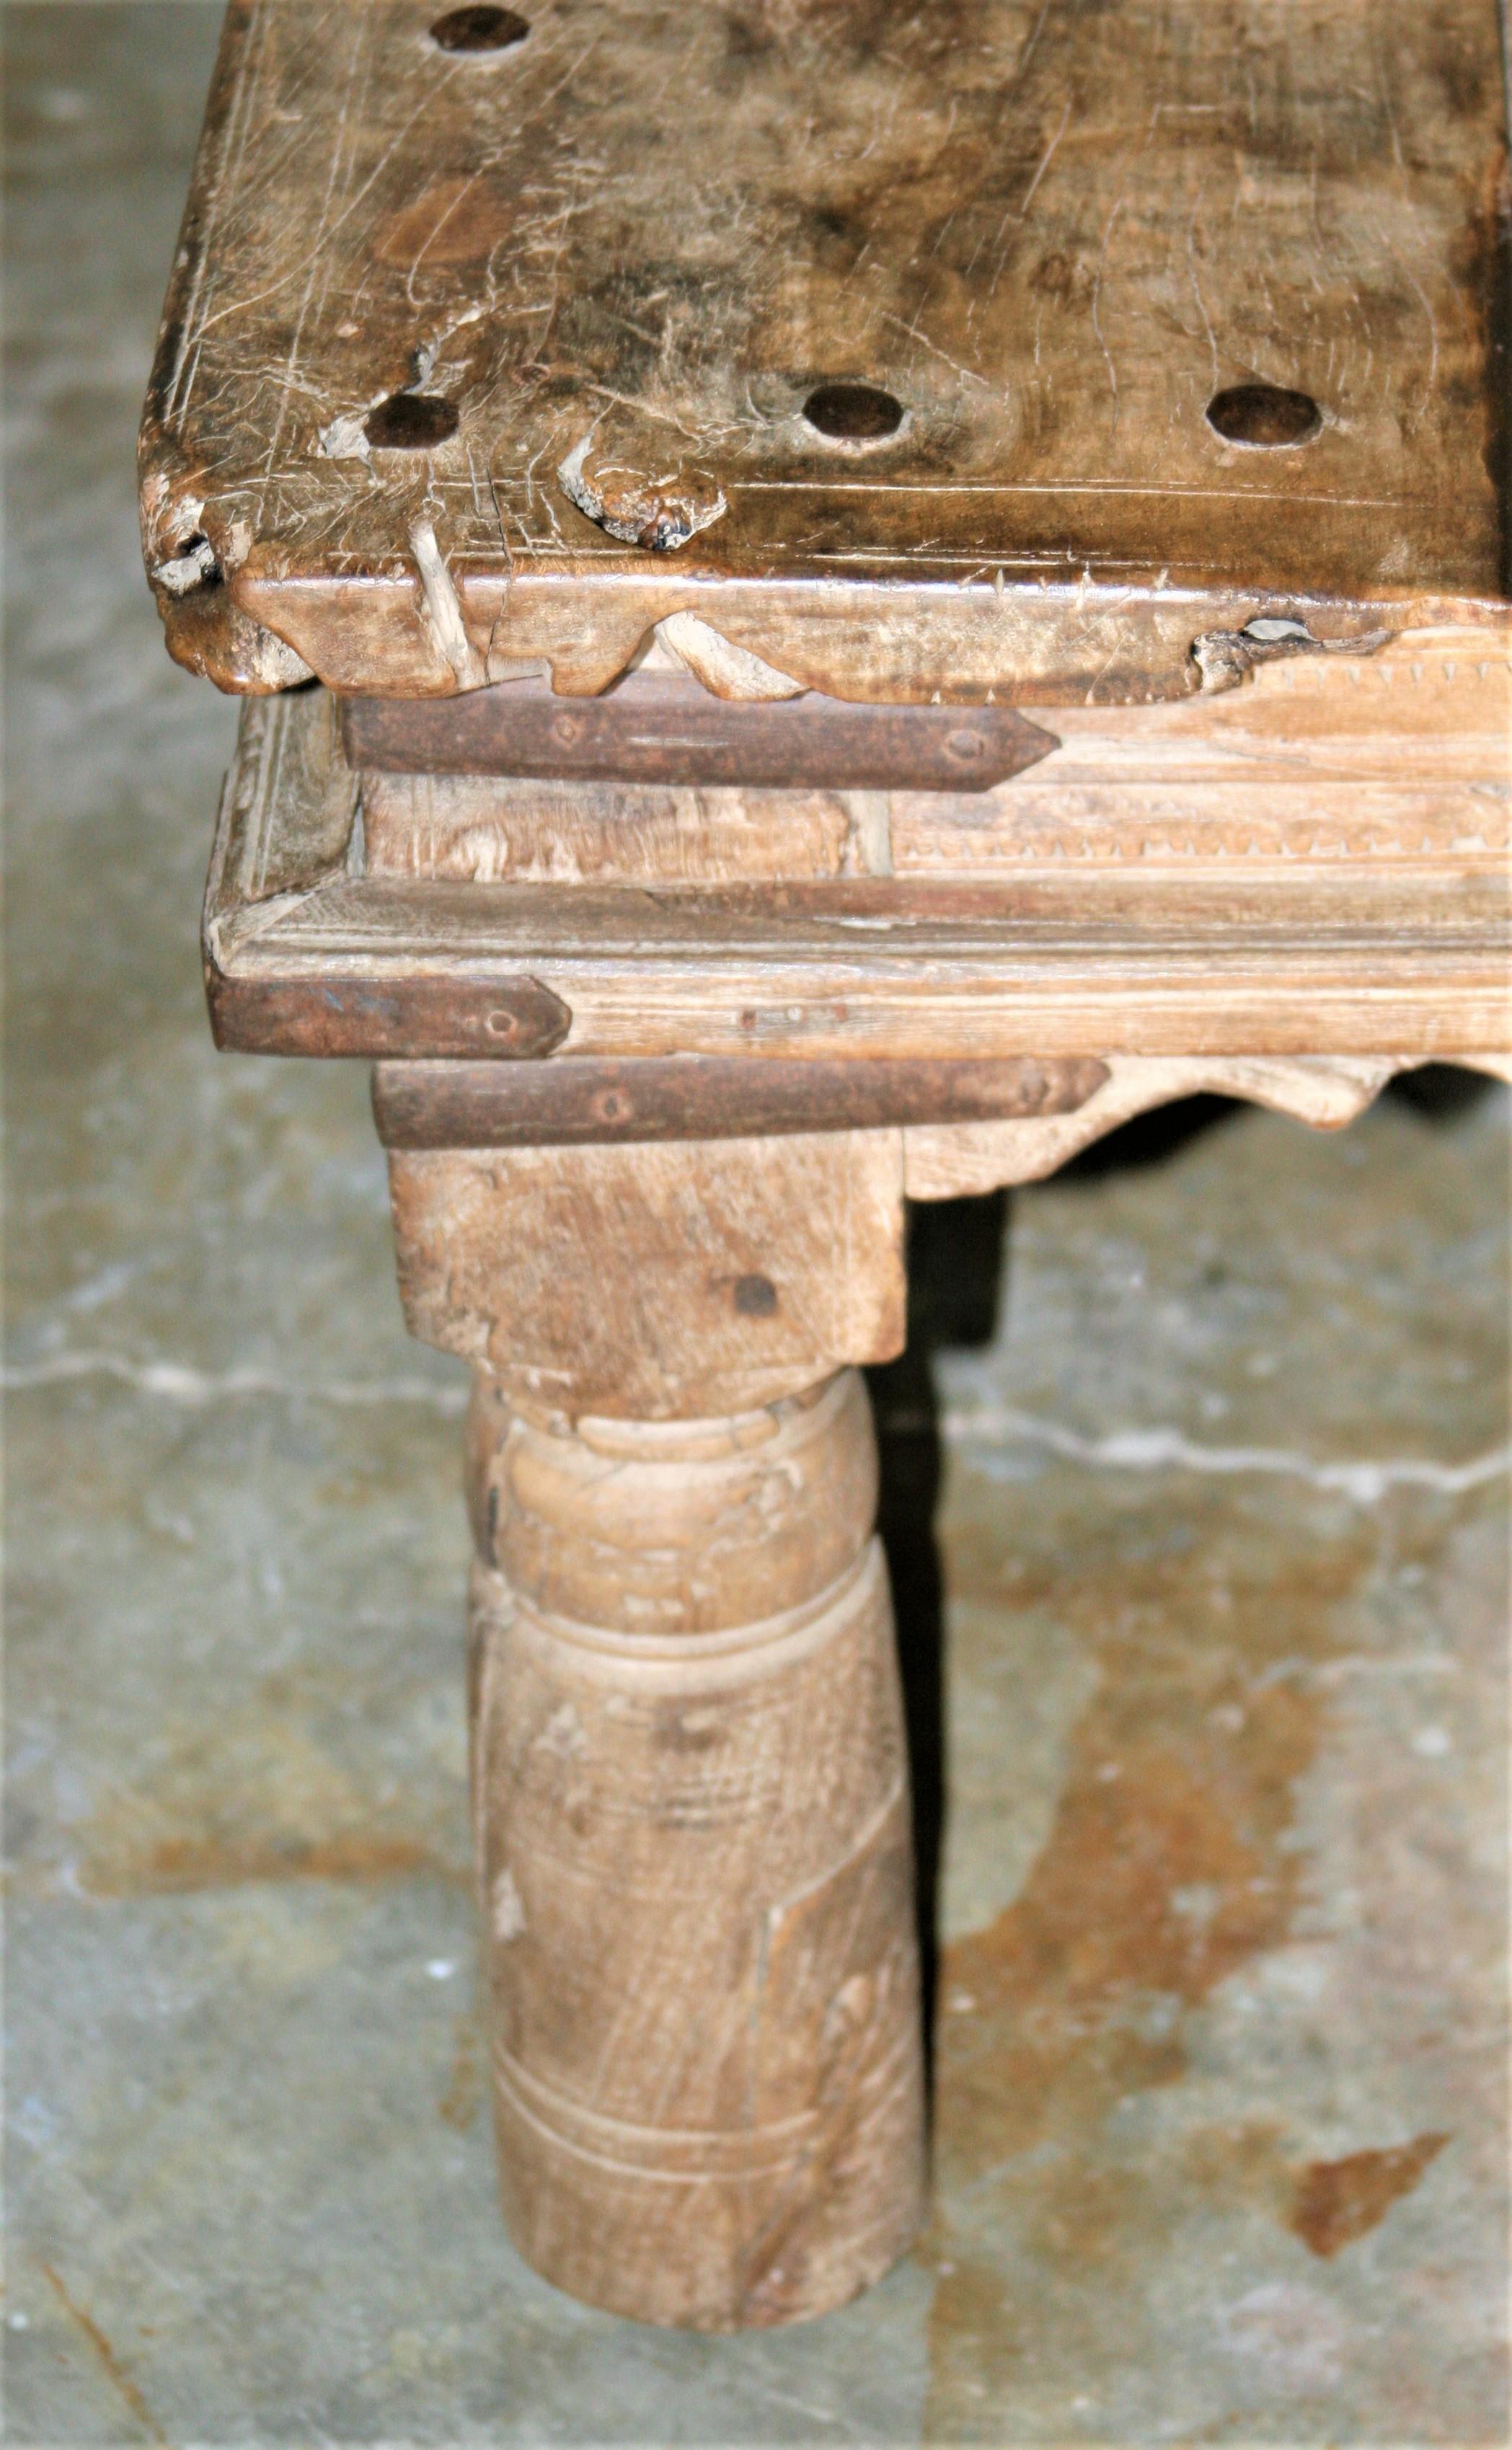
141,0,1509,707
371,1052,1110,1146
342,674,1059,791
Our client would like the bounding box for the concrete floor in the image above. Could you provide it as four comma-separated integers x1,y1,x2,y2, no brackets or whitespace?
4,9,1508,2442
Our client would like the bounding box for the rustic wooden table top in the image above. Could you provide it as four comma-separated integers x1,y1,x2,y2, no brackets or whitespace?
141,0,1511,707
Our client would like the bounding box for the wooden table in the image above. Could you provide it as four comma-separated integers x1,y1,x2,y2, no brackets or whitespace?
141,0,1511,2332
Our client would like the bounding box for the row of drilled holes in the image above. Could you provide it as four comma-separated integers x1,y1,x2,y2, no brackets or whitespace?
364,379,1321,452
407,13,1322,459
366,380,903,448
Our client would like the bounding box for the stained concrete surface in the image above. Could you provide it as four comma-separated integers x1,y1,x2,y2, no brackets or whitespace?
3,9,1508,2443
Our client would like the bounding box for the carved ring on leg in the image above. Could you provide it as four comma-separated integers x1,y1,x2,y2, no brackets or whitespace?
465,1368,927,2330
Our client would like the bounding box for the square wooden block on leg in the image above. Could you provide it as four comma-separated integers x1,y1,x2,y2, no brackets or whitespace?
387,1130,906,1419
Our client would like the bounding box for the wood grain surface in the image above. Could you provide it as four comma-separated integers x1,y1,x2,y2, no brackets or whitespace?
141,0,1510,704
467,1370,926,2327
359,764,872,883
359,629,1512,880
212,867,1512,1061
206,679,1512,1066
389,1132,906,1416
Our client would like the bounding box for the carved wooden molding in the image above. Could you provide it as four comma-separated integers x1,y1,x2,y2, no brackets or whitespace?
467,1368,925,2327
208,693,1511,1068
903,1052,1512,1200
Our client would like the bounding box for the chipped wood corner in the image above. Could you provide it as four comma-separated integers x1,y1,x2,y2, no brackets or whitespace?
135,0,1509,704
557,433,729,555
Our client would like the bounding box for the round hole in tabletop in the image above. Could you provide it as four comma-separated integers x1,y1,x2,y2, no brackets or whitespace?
430,6,530,50
1205,383,1322,448
802,382,905,443
363,392,460,451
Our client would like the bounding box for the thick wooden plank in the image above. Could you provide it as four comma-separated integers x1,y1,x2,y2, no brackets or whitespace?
141,0,1509,704
371,1053,1110,1146
894,628,1512,867
209,864,1511,1061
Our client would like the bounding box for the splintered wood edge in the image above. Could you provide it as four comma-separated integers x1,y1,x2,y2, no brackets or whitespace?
140,2,1511,702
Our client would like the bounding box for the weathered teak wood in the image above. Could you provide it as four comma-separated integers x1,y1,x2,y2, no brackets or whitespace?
141,0,1508,706
361,632,1512,877
206,673,1512,1067
142,0,1510,2345
405,1136,925,2325
183,642,1507,2324
390,1131,906,1418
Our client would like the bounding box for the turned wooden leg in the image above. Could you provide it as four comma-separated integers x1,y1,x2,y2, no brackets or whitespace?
465,1369,925,2329
384,1130,922,2327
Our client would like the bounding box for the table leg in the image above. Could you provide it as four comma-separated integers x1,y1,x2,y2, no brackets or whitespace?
467,1370,924,2327
385,1131,924,2327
